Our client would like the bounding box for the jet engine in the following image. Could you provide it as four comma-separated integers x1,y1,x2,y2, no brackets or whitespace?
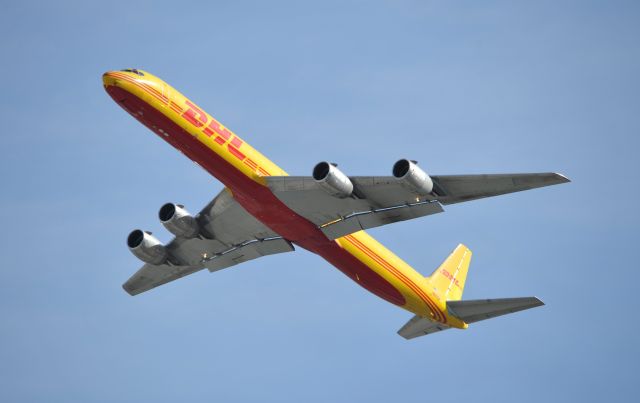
127,229,168,265
392,159,434,195
312,161,353,198
158,203,200,238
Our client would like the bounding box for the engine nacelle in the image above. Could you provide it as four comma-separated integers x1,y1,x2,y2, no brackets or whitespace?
392,159,434,195
312,161,353,198
159,203,200,238
127,229,168,265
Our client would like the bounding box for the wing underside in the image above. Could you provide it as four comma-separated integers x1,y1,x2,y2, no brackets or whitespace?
123,189,294,296
266,173,568,240
125,172,567,295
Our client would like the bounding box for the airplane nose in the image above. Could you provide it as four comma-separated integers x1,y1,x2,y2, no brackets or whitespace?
102,71,118,86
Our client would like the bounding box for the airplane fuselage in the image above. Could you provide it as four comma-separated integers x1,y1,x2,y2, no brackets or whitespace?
103,69,465,328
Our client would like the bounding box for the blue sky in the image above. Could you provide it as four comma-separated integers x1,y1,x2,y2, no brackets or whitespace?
1,1,638,402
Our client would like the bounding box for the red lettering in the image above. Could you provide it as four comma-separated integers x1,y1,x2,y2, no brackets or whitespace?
205,119,232,144
180,103,248,162
230,136,243,148
182,100,208,128
228,143,246,160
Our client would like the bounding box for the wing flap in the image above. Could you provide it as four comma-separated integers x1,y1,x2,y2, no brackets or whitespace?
447,297,544,323
320,200,443,240
204,237,294,272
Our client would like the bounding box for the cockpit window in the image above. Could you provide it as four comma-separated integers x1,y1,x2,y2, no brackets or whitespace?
120,68,145,76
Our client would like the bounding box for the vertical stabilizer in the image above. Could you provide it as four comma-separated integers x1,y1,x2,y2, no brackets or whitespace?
428,244,472,301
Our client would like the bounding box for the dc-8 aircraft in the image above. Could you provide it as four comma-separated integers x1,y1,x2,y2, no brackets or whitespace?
104,68,569,339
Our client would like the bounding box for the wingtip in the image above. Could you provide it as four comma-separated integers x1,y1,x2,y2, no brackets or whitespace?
532,296,545,306
553,173,571,183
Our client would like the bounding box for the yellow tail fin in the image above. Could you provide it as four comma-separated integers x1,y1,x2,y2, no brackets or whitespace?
428,244,472,301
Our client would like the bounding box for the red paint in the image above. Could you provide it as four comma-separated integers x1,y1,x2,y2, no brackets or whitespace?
345,234,444,322
244,159,258,170
441,269,461,289
182,100,208,127
205,119,233,144
227,144,246,160
105,84,406,307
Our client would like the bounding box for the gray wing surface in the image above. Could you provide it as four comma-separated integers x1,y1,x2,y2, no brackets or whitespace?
266,176,444,240
447,297,544,323
397,297,544,340
431,173,570,204
266,173,568,240
123,189,294,296
397,315,451,339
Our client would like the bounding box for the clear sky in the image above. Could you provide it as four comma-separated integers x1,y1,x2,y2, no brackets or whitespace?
1,1,638,402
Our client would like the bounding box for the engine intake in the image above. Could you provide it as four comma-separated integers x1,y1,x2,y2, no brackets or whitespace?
392,159,434,195
127,229,168,265
159,203,200,238
312,161,353,198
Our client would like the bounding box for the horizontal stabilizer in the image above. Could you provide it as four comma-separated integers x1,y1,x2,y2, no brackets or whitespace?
447,297,544,324
397,315,451,340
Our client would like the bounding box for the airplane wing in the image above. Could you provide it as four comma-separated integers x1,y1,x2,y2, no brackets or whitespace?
265,173,568,240
123,189,294,296
429,173,570,205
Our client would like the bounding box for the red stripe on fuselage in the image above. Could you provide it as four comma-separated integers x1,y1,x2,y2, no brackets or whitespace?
105,84,406,307
344,235,445,323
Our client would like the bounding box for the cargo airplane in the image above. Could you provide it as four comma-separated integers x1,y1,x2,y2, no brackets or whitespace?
103,68,569,339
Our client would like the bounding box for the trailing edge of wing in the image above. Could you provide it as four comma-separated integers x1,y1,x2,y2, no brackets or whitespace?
319,200,443,240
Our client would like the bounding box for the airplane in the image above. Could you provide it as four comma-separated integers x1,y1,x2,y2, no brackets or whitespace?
103,68,569,339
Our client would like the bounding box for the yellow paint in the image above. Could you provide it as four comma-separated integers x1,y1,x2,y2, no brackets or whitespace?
102,70,286,185
428,244,471,302
104,69,468,328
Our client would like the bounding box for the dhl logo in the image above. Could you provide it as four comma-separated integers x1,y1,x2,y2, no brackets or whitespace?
440,269,462,289
181,100,269,176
